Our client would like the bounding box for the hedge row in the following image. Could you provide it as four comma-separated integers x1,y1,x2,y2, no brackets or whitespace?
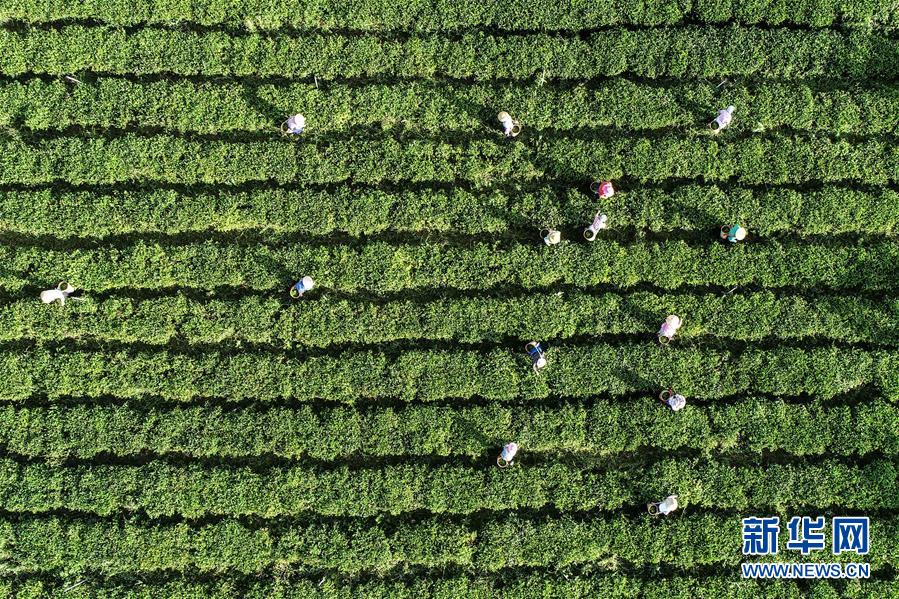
4,78,899,135
5,573,898,599
3,291,896,348
4,239,898,295
0,514,892,576
0,456,894,518
1,397,895,460
1,27,897,80
1,344,894,402
3,134,899,187
2,184,897,239
2,0,895,29
0,515,473,575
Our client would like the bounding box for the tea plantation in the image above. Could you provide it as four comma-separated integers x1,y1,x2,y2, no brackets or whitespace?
0,1,897,597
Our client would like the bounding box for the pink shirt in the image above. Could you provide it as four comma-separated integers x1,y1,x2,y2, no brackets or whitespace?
659,322,678,338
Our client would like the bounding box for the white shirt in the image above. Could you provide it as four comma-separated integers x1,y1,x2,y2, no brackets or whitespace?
501,443,519,461
659,322,678,339
40,289,68,304
287,114,305,133
40,284,75,304
591,213,608,231
715,107,734,129
667,394,686,411
659,495,679,515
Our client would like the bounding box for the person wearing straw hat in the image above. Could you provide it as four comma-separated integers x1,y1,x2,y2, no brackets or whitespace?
40,282,77,305
647,495,679,515
282,113,306,135
658,388,686,412
658,315,682,344
710,106,735,134
720,224,747,243
525,341,547,372
541,228,561,245
497,111,522,137
497,442,519,468
290,276,315,298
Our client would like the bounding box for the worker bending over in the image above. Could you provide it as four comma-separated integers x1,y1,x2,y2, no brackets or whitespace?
497,442,519,468
526,341,547,371
710,106,735,133
290,276,315,298
282,113,306,135
40,282,77,305
648,495,679,515
658,315,682,344
497,111,522,137
659,388,686,411
721,224,747,243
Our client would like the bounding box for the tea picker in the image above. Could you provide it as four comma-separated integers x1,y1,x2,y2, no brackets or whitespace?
497,442,519,468
584,180,613,241
540,228,561,245
590,180,615,200
497,111,522,137
710,105,735,134
281,113,306,135
658,315,682,344
583,212,608,242
720,224,747,243
647,494,679,516
659,388,686,412
290,276,315,298
525,341,547,372
40,282,78,305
